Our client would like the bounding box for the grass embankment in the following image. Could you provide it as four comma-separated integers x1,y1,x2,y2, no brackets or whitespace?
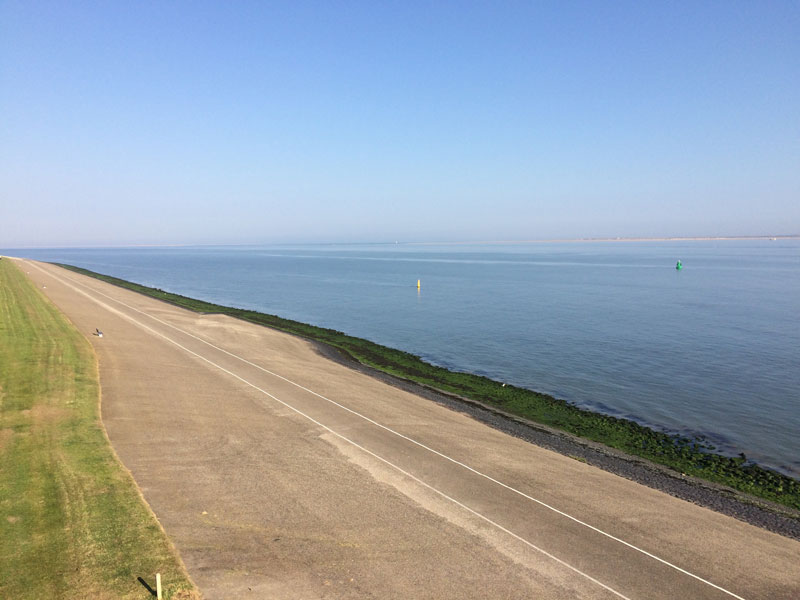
56,263,800,512
0,259,197,599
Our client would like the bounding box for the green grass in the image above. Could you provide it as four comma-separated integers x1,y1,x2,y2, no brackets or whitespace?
0,259,197,599
55,262,800,513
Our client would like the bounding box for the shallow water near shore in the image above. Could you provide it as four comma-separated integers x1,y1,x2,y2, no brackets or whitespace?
6,240,799,477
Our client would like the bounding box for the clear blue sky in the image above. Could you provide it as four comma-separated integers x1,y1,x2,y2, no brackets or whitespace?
2,1,798,246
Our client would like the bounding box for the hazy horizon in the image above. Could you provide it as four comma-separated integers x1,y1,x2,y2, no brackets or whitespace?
2,3,798,247
6,234,800,250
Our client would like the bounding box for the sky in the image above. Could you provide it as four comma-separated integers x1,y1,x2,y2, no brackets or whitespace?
1,1,798,246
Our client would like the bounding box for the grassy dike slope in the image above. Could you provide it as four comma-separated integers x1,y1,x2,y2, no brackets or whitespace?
0,259,197,599
55,263,800,514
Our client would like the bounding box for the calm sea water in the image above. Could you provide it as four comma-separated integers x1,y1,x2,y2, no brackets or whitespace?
6,241,799,477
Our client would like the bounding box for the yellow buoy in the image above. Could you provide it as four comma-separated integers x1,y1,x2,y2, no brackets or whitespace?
417,279,421,289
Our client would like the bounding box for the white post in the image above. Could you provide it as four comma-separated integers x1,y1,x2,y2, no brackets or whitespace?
156,573,162,599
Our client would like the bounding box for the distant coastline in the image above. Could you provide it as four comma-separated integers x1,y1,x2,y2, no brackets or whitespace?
404,235,800,246
3,234,799,251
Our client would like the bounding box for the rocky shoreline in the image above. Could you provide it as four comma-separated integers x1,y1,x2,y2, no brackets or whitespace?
313,341,800,541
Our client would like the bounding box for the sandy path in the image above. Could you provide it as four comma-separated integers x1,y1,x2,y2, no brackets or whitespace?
20,260,800,599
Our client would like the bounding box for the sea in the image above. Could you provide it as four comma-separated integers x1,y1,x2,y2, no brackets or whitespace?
5,240,799,477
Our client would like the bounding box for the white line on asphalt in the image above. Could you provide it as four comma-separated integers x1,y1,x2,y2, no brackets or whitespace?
31,261,749,600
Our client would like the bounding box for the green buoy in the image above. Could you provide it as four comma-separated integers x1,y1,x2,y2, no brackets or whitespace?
676,259,683,270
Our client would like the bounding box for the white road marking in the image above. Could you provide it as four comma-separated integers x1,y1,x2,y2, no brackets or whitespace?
29,261,749,600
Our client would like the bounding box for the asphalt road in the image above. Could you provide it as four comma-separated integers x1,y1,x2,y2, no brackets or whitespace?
19,259,800,599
